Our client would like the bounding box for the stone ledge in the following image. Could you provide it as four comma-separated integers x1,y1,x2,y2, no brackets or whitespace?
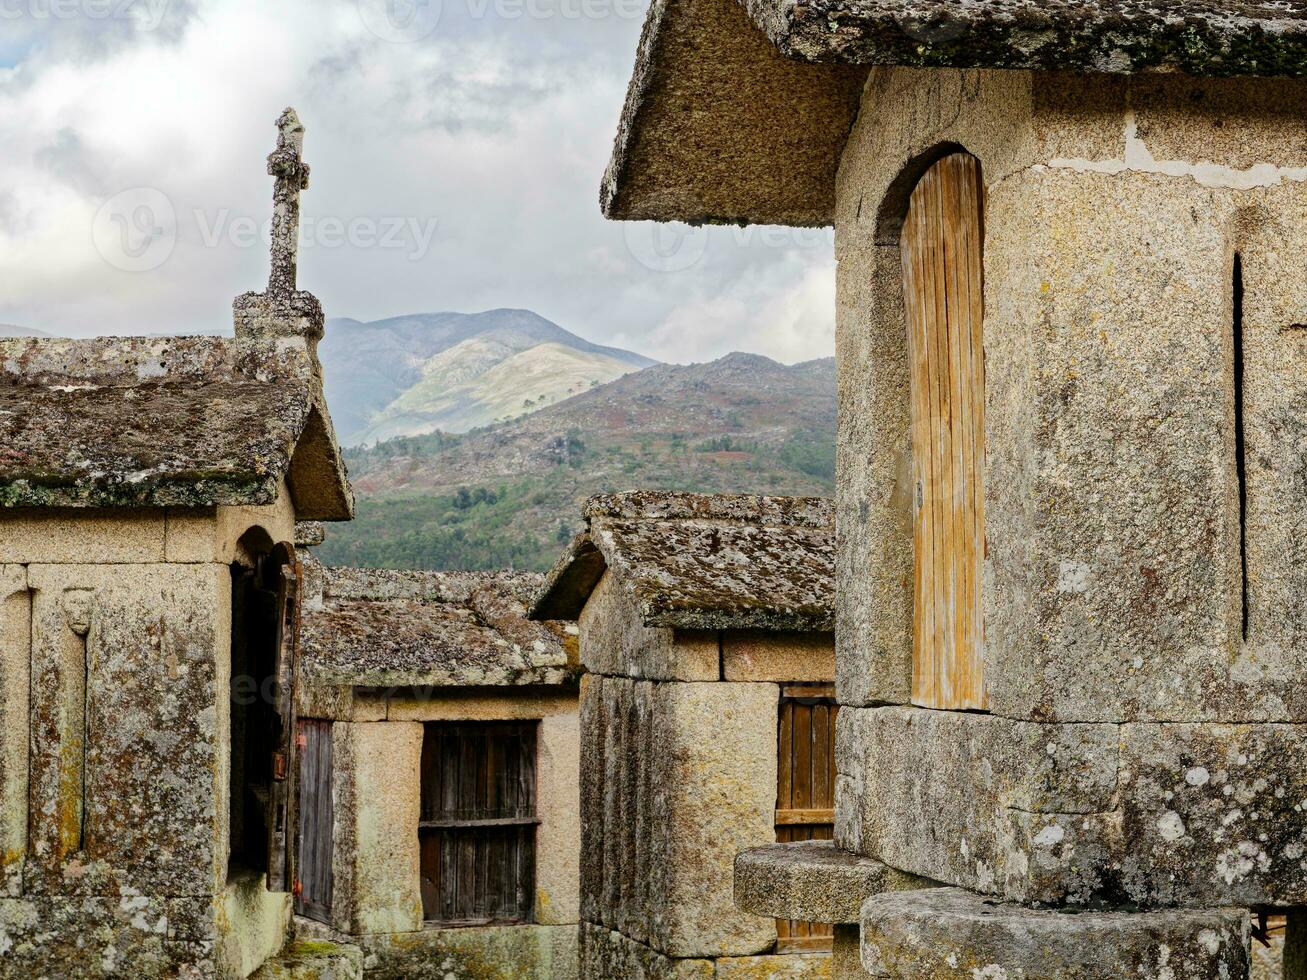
860,887,1251,980
735,840,931,924
250,939,362,980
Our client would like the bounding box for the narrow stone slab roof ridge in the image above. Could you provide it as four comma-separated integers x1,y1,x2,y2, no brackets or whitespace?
530,490,835,632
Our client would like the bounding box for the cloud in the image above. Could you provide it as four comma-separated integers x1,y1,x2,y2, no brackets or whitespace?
0,0,836,364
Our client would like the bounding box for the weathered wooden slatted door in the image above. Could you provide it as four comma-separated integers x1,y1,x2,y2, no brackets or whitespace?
266,543,299,892
775,683,838,952
419,722,539,925
294,719,333,923
900,152,988,711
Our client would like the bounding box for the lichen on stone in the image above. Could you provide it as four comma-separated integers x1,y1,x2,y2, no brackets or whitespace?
0,335,348,515
298,557,576,689
532,491,835,632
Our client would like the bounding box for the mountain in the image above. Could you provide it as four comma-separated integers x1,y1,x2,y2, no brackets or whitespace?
316,353,836,572
0,325,49,337
319,309,656,445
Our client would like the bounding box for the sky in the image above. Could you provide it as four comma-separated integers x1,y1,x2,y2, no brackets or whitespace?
0,0,836,364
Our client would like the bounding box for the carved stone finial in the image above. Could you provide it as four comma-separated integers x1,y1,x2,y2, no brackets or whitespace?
234,107,324,347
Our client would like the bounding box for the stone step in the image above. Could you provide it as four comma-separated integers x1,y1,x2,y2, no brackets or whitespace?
734,840,933,924
250,938,363,980
861,887,1250,979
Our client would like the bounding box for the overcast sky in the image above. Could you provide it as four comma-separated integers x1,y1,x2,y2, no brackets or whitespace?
0,0,835,364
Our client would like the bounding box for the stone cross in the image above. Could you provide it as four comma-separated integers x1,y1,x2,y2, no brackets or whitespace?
266,107,310,296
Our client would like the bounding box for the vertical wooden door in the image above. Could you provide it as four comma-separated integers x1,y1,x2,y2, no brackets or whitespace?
900,152,988,711
294,718,333,923
775,684,838,952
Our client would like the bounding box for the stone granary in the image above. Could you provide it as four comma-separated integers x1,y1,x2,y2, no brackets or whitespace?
0,109,354,978
600,2,1307,978
529,491,839,978
288,554,582,979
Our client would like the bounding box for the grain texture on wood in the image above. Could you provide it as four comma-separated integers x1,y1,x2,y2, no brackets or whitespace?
775,686,839,951
419,721,538,925
294,718,333,923
901,152,988,712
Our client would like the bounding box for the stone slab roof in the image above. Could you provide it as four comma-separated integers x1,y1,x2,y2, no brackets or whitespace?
299,558,579,689
0,335,352,519
530,490,835,632
603,0,1307,226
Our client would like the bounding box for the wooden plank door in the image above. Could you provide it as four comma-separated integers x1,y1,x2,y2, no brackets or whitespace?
419,722,539,925
294,718,333,923
900,152,988,711
775,683,838,952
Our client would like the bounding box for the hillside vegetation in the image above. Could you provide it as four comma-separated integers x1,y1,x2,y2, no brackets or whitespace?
319,308,655,444
318,352,836,572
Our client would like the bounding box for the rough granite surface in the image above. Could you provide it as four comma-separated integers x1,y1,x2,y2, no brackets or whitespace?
744,0,1307,75
838,707,1307,909
835,68,1307,721
300,558,578,688
0,335,349,517
734,840,931,924
359,923,579,980
532,491,834,632
0,894,221,978
580,922,714,980
249,939,362,980
860,887,1250,979
582,675,779,958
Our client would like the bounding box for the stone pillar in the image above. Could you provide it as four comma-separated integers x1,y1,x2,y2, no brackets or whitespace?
332,721,423,935
0,566,28,897
579,672,779,973
536,710,581,925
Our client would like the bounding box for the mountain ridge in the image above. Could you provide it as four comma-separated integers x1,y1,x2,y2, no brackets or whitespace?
318,351,836,571
319,308,656,445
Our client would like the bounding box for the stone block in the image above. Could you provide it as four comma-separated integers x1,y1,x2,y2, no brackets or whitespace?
583,677,779,957
0,566,28,897
860,888,1250,980
1252,932,1283,980
537,710,581,925
579,570,719,681
165,483,296,564
648,680,778,957
580,922,713,980
735,841,931,924
722,631,835,683
218,868,293,979
360,923,577,980
385,689,575,722
716,952,832,978
834,706,1121,905
831,705,1118,904
0,510,167,564
839,706,1307,908
332,722,423,936
1116,722,1307,908
834,239,914,710
0,895,220,978
834,69,1307,725
249,939,363,980
579,674,605,927
24,562,228,897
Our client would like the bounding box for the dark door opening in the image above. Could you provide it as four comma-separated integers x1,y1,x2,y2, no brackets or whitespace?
229,534,298,887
